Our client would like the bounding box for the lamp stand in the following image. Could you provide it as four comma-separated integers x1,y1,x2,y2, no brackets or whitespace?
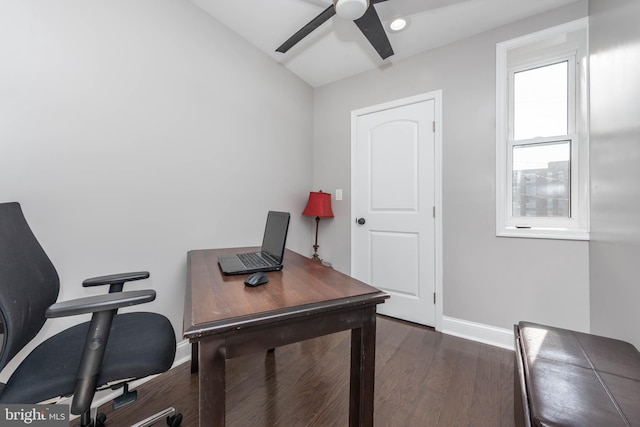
311,216,322,262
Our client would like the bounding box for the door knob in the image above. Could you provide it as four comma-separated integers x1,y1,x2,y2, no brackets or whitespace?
356,218,366,225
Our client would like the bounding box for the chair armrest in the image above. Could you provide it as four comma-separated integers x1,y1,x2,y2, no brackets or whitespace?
82,271,150,287
45,290,156,318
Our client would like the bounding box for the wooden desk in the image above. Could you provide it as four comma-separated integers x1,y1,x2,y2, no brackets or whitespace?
183,248,388,426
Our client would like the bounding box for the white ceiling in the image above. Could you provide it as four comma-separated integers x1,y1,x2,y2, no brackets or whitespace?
190,0,580,87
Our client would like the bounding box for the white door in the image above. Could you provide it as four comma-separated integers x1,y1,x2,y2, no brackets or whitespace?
351,96,437,326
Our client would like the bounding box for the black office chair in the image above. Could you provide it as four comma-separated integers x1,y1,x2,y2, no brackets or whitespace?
0,202,182,427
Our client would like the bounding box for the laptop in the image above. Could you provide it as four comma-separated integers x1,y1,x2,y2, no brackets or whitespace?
218,211,291,275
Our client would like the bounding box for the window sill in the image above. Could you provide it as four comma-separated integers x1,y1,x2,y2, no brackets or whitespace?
497,227,589,241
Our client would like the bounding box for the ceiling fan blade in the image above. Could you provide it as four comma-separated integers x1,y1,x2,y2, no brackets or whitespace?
276,5,336,53
354,3,394,59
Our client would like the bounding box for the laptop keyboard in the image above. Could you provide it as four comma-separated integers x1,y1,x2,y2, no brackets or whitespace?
238,252,271,268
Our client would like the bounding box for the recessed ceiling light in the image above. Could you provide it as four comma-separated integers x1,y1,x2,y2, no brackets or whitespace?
389,17,407,32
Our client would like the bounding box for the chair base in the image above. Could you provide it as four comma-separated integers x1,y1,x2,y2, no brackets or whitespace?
80,411,106,427
130,407,181,427
80,406,182,427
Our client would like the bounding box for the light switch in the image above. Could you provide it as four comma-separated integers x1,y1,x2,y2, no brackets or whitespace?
336,189,343,201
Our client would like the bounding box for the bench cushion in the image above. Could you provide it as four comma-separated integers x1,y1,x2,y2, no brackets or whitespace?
517,321,640,426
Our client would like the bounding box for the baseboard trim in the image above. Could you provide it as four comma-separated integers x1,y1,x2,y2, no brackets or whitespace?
441,316,514,350
172,339,193,367
68,339,192,419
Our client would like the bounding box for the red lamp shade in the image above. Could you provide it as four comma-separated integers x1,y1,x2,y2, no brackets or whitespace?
302,191,334,218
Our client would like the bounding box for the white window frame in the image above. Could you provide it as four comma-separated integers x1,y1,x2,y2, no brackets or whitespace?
496,18,589,240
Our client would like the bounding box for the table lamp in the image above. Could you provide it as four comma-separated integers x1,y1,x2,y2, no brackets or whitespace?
302,191,334,262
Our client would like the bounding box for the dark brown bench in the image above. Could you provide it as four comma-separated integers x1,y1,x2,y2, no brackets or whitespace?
514,321,640,426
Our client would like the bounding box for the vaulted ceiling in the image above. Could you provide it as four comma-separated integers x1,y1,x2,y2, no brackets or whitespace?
190,0,581,87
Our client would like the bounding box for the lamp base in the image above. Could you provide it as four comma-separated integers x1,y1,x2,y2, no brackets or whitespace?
311,243,322,262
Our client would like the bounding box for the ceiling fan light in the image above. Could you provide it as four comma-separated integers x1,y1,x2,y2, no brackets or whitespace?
334,0,369,21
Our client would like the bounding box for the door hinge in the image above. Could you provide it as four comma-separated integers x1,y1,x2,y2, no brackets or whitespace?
433,206,436,218
432,121,436,132
433,292,436,304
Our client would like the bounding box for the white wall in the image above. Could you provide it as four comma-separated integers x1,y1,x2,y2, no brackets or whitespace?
589,0,640,348
313,1,590,333
0,0,313,373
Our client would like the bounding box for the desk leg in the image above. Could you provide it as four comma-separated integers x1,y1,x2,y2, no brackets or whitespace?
191,342,199,373
198,337,226,427
349,308,377,427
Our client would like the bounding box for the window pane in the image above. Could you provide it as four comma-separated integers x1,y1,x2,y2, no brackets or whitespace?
514,61,568,140
512,141,570,218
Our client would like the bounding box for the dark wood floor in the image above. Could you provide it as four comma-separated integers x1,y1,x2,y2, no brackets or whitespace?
88,316,515,427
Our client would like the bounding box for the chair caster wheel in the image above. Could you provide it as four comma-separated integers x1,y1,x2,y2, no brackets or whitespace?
95,412,107,427
167,413,182,427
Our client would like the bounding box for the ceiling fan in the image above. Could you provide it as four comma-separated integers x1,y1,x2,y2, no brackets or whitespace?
276,0,394,60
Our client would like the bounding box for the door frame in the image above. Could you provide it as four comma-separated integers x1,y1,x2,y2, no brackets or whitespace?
350,90,443,331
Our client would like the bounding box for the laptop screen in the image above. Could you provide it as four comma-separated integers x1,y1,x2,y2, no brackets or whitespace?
261,211,291,263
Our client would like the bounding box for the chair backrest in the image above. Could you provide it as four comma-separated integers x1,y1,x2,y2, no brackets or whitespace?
0,202,59,372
